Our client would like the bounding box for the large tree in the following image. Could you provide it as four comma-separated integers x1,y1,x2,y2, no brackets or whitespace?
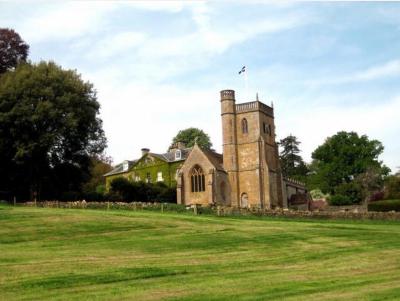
82,155,113,194
0,61,106,200
309,131,390,203
0,28,29,74
171,127,212,150
278,134,308,181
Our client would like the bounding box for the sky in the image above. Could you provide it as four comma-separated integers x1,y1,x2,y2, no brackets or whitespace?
1,1,399,172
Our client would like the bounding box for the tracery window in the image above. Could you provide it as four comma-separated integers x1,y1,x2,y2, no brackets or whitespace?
242,118,248,134
191,165,205,192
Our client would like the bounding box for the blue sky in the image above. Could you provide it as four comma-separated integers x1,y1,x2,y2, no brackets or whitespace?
1,1,399,172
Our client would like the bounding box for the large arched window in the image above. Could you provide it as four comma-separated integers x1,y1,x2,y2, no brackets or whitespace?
241,118,248,134
191,165,205,192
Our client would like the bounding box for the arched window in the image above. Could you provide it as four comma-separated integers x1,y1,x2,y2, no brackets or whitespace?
241,118,248,134
191,165,205,192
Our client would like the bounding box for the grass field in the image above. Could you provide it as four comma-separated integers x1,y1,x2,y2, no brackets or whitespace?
1,205,400,300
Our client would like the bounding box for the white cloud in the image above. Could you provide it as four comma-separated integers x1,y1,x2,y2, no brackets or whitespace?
19,2,116,43
353,60,400,81
276,95,400,171
307,59,400,87
90,32,146,59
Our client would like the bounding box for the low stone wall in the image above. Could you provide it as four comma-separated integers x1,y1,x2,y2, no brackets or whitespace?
19,201,400,221
22,201,188,212
214,206,400,221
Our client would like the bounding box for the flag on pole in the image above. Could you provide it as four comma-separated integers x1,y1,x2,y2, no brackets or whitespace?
238,66,246,75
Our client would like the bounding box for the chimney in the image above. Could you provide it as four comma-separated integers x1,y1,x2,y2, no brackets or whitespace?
177,141,186,149
141,148,150,156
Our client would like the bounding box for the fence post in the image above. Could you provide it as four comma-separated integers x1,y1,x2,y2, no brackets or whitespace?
193,204,198,215
161,203,164,213
107,201,110,211
13,196,16,206
217,206,221,216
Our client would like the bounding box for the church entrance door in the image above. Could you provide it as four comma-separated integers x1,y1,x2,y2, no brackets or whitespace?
240,193,248,208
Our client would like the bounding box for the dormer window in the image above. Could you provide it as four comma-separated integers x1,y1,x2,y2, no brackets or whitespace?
122,161,129,171
175,149,182,160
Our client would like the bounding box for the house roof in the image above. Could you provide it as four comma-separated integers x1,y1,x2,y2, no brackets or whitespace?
103,160,137,177
150,148,191,162
103,148,192,177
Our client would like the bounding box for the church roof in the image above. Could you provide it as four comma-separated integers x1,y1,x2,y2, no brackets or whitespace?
202,149,225,172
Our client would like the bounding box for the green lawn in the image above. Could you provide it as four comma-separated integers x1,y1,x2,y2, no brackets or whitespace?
1,206,400,300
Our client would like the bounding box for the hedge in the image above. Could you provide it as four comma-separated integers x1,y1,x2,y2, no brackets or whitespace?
368,199,400,212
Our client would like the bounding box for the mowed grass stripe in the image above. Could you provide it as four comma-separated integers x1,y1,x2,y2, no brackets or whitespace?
0,205,400,300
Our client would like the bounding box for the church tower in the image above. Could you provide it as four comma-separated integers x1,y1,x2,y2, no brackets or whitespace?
220,90,240,206
220,90,283,208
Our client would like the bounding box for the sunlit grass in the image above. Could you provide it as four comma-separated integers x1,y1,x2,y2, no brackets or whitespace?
1,205,400,300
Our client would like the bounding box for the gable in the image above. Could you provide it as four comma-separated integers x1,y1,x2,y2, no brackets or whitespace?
134,153,166,169
180,145,223,174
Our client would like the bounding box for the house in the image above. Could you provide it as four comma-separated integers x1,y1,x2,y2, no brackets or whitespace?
104,143,190,190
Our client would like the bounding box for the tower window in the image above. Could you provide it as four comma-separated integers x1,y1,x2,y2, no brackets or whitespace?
146,172,151,183
241,118,248,134
263,122,272,135
191,165,205,192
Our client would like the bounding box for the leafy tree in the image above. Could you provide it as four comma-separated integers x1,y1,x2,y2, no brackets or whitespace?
384,175,400,200
278,134,308,181
0,28,29,74
171,127,212,150
309,131,390,203
0,61,106,200
82,155,113,194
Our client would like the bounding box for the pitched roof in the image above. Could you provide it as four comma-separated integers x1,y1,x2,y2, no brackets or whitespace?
202,149,225,172
103,148,192,177
103,160,137,177
151,148,191,162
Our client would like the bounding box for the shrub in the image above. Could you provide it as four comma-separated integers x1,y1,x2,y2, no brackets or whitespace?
109,177,177,203
369,191,385,202
59,191,81,201
309,189,327,200
334,182,362,204
82,191,105,202
328,194,354,206
368,199,400,212
384,176,400,199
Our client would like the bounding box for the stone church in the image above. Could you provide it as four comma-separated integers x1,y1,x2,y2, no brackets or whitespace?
177,89,304,209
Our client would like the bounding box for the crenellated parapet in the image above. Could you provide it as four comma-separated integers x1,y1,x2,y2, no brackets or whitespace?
236,101,274,117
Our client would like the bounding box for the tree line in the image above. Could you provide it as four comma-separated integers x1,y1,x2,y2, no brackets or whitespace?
278,132,398,205
0,28,107,201
0,28,398,205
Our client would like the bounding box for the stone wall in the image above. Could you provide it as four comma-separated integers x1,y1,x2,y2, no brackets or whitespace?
19,201,400,221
